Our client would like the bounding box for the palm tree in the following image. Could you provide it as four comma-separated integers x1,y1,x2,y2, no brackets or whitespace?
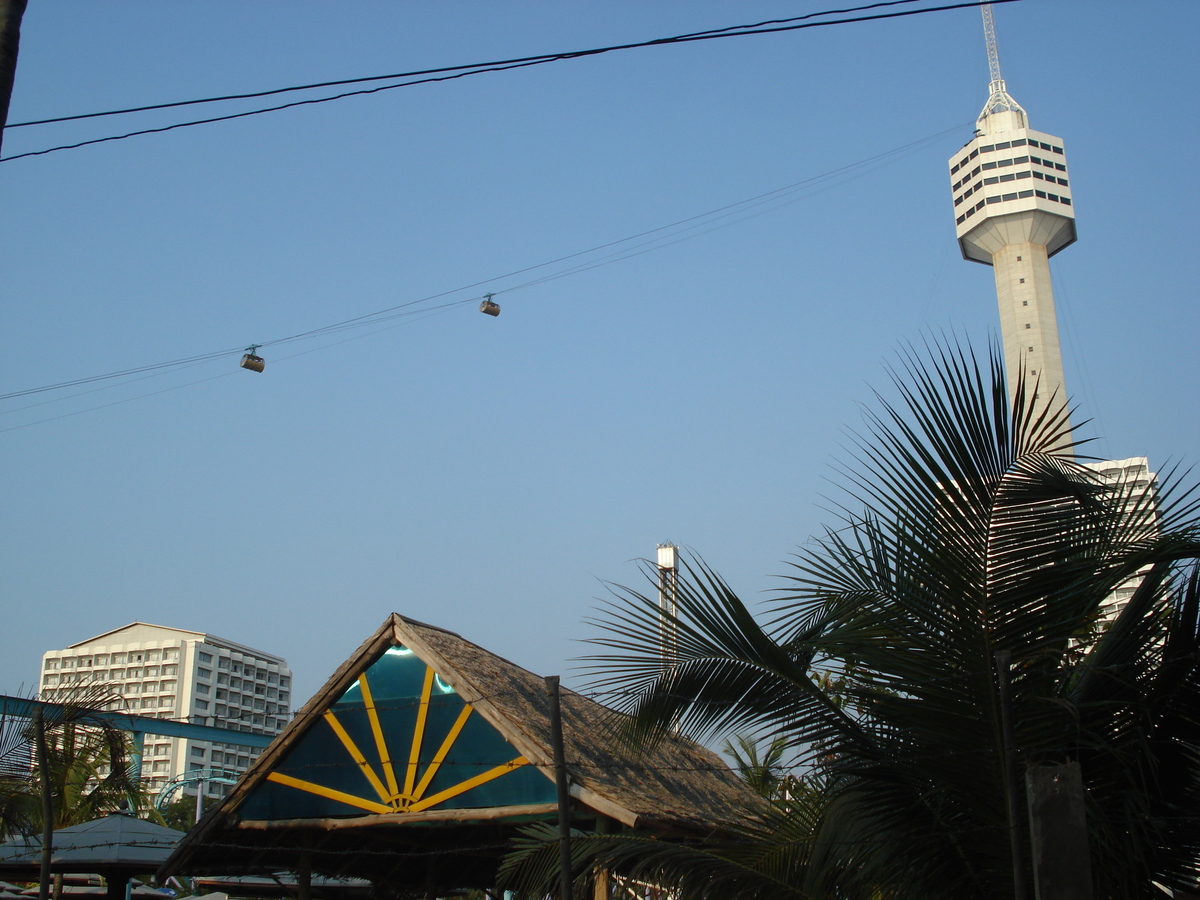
505,339,1200,899
1,687,152,900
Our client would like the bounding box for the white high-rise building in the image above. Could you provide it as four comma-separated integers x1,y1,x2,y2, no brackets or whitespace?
949,4,1076,434
37,622,292,801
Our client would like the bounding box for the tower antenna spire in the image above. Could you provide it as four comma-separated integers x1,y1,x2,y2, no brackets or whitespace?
977,3,1026,130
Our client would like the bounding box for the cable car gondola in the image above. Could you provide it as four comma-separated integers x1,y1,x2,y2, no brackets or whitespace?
240,345,265,372
479,293,500,317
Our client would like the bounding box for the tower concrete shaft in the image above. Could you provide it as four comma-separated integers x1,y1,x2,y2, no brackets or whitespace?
950,6,1076,439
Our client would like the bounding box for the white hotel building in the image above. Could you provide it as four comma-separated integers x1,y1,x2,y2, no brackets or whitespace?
38,622,292,800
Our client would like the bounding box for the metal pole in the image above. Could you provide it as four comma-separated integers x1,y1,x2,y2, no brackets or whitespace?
34,707,53,900
996,650,1027,900
656,544,678,671
0,0,28,155
544,676,573,900
194,781,204,825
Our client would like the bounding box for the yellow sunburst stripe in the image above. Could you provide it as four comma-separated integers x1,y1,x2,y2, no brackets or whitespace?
266,771,393,815
411,704,473,801
408,756,528,813
359,674,399,797
405,666,435,797
322,711,389,803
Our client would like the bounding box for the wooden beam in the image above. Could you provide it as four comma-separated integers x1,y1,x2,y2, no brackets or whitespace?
234,803,559,829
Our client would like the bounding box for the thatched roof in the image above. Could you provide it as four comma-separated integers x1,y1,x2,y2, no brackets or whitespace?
160,614,760,888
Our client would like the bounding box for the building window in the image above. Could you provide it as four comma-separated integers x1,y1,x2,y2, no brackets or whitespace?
147,650,160,661
1023,301,1028,306
984,176,999,185
1016,256,1022,261
1057,177,1068,186
1012,138,1027,147
195,699,209,710
218,659,231,670
198,651,213,664
1013,155,1029,163
1019,278,1025,283
112,653,126,664
191,746,205,758
1018,190,1034,198
162,665,177,676
986,196,1001,204
1035,190,1047,198
1061,197,1071,205
196,683,210,694
982,161,997,170
999,174,1015,182
197,668,212,680
1025,324,1032,329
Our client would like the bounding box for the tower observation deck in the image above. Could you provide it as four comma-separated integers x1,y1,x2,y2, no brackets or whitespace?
950,5,1076,437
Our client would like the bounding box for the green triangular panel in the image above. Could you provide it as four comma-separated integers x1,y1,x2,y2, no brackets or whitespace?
237,645,556,820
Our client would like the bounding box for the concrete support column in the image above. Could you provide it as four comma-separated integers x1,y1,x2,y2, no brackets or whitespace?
992,241,1071,441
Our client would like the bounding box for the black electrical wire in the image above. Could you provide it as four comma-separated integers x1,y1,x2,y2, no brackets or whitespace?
6,0,934,129
0,0,1021,163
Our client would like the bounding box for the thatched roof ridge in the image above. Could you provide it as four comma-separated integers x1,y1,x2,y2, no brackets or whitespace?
401,616,757,833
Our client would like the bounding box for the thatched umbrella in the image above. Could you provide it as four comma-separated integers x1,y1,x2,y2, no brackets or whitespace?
0,814,184,900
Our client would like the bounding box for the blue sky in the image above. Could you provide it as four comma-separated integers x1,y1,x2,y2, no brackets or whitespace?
2,1,1197,706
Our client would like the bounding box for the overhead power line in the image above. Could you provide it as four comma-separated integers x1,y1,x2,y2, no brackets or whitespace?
0,0,1020,163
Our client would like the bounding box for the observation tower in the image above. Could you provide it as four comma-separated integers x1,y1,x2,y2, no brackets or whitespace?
950,4,1075,433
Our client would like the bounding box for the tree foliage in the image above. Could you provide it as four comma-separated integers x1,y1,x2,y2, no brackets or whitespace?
0,687,154,840
503,339,1200,899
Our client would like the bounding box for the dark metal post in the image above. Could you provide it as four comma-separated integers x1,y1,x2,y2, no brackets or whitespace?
545,676,573,900
297,853,312,900
996,650,1027,900
0,0,28,154
34,706,53,900
1026,763,1093,900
